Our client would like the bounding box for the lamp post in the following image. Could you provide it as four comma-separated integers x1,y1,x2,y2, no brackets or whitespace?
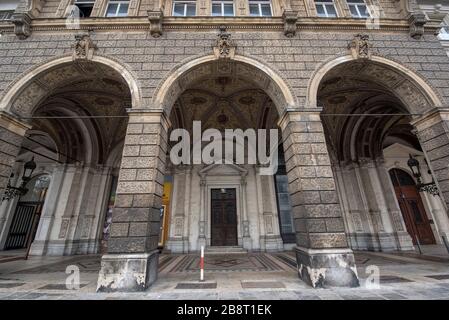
407,154,439,196
2,157,36,202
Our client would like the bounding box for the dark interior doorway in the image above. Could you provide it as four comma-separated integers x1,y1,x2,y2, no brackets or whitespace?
211,188,238,246
390,168,436,245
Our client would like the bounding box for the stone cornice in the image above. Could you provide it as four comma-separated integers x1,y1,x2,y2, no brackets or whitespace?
0,17,424,34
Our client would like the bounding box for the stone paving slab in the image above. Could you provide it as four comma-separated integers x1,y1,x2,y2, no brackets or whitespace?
0,251,448,300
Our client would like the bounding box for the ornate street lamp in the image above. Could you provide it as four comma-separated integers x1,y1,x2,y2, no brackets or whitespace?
2,157,36,202
407,154,439,196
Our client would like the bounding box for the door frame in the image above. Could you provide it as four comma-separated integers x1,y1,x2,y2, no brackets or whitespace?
210,187,238,246
389,168,436,245
206,183,242,247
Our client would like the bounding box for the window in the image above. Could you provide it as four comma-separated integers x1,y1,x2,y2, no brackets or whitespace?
172,0,196,17
347,0,369,18
212,0,234,17
106,0,129,17
74,0,95,18
315,0,337,18
0,0,19,21
249,0,272,17
0,11,14,21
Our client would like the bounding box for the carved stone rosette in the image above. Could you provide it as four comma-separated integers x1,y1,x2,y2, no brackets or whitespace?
11,13,32,40
71,34,97,61
348,34,372,59
213,27,236,59
282,10,298,38
148,10,163,38
408,12,427,40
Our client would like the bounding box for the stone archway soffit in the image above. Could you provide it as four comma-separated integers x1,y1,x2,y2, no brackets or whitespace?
153,54,298,116
0,54,142,117
308,54,444,112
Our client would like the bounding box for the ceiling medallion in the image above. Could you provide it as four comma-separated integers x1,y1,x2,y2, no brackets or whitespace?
190,97,207,105
95,97,114,106
216,77,231,92
239,96,255,105
217,113,229,124
328,96,347,104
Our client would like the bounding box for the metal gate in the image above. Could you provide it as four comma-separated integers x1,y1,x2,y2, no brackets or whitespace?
4,202,42,250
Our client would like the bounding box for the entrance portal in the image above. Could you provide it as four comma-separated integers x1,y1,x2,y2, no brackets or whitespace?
211,188,238,246
390,169,436,245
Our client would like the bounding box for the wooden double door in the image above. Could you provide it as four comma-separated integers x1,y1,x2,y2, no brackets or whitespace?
390,169,435,245
211,188,238,246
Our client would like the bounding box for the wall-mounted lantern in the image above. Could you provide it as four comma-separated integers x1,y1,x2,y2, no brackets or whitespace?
2,157,36,202
407,154,439,196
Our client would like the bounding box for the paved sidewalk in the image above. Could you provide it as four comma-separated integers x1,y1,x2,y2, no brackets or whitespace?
0,251,448,300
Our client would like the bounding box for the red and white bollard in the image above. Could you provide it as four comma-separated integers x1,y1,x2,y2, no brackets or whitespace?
200,245,204,282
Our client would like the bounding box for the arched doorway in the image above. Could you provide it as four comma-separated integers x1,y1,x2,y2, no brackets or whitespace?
315,56,445,251
4,174,50,250
389,168,436,245
0,55,136,256
162,58,285,252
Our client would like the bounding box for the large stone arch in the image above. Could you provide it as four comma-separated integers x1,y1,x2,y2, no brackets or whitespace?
307,54,444,113
0,54,142,117
152,54,298,116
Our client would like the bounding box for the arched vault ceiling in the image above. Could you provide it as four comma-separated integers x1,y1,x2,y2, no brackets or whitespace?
170,77,279,134
12,61,131,117
13,61,132,165
318,60,424,163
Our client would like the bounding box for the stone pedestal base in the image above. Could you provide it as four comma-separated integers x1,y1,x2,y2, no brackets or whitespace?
295,246,359,288
97,251,158,292
166,238,189,253
242,236,252,250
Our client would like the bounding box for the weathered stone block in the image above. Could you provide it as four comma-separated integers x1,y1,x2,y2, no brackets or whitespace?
308,233,348,249
110,223,129,237
97,252,158,292
129,222,148,237
295,247,359,288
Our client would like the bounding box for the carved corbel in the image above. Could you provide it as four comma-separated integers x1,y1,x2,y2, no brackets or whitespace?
71,33,97,61
213,27,236,59
11,12,32,40
348,34,372,59
282,10,298,38
408,12,427,39
148,10,163,38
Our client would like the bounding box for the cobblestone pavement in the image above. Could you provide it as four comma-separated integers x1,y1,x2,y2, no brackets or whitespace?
0,251,449,300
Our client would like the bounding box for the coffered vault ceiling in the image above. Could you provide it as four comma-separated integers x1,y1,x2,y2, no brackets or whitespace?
16,61,131,165
169,75,279,135
318,61,422,163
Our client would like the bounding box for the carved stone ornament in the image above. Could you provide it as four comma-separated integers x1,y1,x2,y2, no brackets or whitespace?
148,10,163,38
71,34,97,61
348,34,372,59
282,10,298,38
408,12,427,40
213,27,236,59
11,12,32,40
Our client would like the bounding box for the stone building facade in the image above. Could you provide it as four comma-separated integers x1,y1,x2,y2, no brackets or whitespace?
0,0,449,291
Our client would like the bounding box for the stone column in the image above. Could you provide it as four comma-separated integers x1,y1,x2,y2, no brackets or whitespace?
412,108,449,241
413,109,449,204
0,111,30,200
278,111,359,288
375,160,414,250
240,173,251,249
97,111,169,292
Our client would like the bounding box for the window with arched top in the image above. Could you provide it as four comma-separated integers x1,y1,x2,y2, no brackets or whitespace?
389,169,416,187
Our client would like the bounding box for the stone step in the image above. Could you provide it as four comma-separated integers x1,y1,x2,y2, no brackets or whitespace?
205,246,248,254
